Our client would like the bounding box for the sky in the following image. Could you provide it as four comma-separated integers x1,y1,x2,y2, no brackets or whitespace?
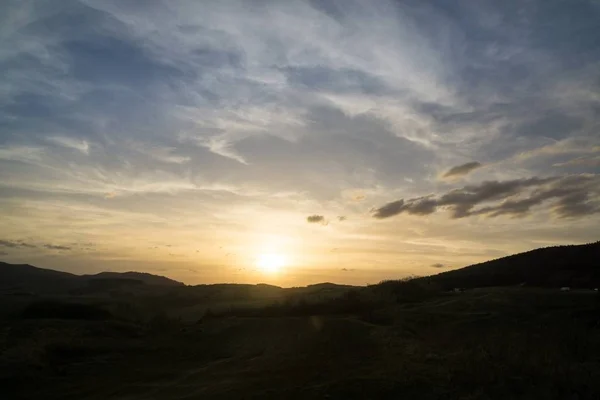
1,0,599,286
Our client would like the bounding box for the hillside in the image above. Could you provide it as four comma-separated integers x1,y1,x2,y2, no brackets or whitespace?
0,262,184,293
84,271,184,287
3,243,600,399
425,241,600,289
0,262,78,293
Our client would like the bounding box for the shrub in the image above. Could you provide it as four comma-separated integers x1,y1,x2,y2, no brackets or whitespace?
20,301,111,320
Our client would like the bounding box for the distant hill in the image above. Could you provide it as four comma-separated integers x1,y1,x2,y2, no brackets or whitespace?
84,271,184,287
0,262,78,293
2,241,599,294
425,241,600,289
0,262,184,294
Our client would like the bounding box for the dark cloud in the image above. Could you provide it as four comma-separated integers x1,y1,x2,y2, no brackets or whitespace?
0,240,36,248
307,215,326,224
43,244,72,251
438,177,555,218
431,263,447,269
404,196,438,216
0,251,8,256
341,268,355,272
374,175,600,219
0,240,92,252
442,162,483,179
337,216,347,221
371,200,405,219
0,240,19,248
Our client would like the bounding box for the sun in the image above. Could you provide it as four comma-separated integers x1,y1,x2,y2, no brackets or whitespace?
256,253,286,274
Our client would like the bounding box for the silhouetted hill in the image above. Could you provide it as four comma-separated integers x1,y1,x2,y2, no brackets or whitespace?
306,282,352,289
425,241,600,289
0,262,78,293
84,271,184,287
2,242,599,296
0,262,184,293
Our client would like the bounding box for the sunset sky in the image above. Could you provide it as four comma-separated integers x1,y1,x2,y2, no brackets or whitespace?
1,0,599,286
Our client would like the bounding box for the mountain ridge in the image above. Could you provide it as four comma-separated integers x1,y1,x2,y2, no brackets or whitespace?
0,262,184,292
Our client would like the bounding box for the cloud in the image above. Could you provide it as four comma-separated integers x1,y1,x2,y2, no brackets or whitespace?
46,137,90,154
0,251,8,256
342,189,367,203
307,215,326,224
431,263,447,269
373,175,600,219
0,240,36,248
337,216,347,221
515,140,599,163
371,200,406,219
553,155,600,168
442,162,482,179
196,136,248,165
131,143,191,164
0,146,44,164
341,268,355,272
43,244,72,251
0,240,81,252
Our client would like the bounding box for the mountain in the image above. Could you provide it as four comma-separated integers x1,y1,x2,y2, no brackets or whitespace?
0,262,184,293
84,271,184,287
425,241,600,289
0,262,78,293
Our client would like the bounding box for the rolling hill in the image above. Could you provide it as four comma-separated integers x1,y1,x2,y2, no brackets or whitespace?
83,271,184,287
3,242,600,399
0,262,78,293
1,241,599,294
0,262,184,293
424,241,600,289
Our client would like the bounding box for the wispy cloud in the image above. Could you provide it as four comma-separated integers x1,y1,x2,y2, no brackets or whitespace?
442,162,483,179
0,146,44,163
47,137,90,154
43,244,72,251
514,139,600,163
196,136,248,165
0,240,36,248
553,155,600,168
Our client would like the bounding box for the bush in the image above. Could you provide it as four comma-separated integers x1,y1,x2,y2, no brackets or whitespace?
371,277,442,303
20,301,111,320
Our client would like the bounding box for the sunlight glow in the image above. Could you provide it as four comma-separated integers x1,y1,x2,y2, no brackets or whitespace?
256,253,286,274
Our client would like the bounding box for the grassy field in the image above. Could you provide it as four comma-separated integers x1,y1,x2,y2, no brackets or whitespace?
2,286,600,399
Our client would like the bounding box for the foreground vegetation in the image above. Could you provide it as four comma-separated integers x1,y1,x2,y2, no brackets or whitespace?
2,243,599,398
2,283,600,399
